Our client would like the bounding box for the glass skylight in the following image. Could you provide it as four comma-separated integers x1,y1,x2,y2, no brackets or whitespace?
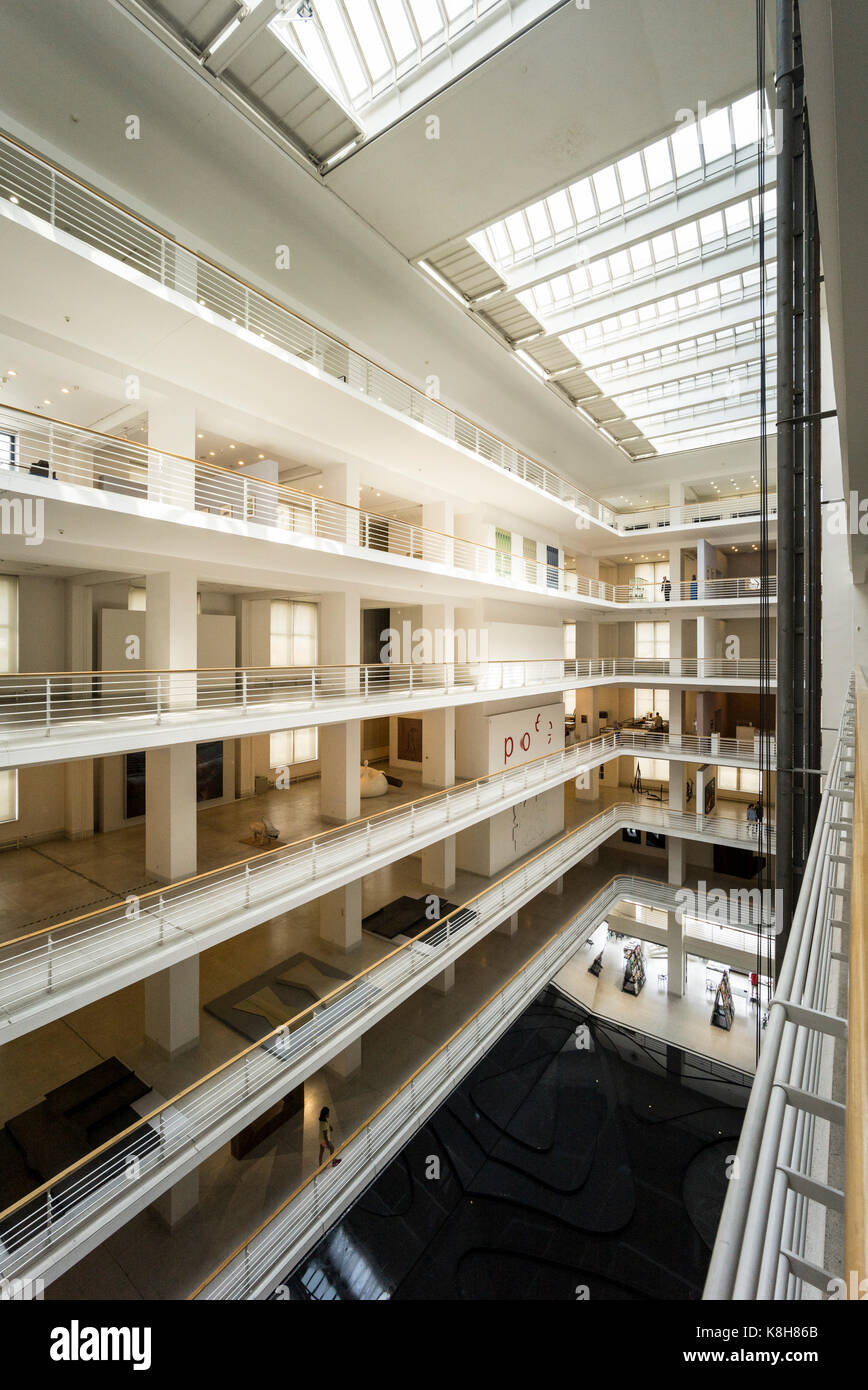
271,0,555,118
468,90,775,271
459,88,776,456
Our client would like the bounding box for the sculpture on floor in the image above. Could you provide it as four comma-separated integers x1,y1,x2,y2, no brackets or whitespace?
360,761,403,798
250,817,279,845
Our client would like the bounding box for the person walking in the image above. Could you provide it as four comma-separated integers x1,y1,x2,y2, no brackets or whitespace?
318,1105,341,1168
746,801,758,834
661,575,672,602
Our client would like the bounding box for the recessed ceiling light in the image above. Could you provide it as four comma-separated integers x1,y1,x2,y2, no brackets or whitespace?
43,398,51,405
258,453,265,460
229,444,235,450
318,484,323,489
197,432,204,439
6,369,16,376
209,451,215,457
9,195,19,204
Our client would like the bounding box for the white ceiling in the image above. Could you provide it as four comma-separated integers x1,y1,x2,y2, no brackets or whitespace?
0,0,772,499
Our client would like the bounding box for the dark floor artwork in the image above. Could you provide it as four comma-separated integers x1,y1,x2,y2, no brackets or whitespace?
276,986,748,1300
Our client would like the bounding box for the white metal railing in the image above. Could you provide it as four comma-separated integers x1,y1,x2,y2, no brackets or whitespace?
0,658,778,752
190,876,762,1300
0,132,779,538
0,405,775,609
0,132,614,525
0,800,776,1288
0,730,775,1034
620,492,777,533
612,575,776,604
703,680,855,1300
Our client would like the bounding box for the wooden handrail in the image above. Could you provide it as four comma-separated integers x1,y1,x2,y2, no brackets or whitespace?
846,667,868,1287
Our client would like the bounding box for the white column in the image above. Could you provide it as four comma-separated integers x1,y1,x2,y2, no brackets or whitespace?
143,569,200,1060
318,590,361,823
327,1038,362,1079
144,569,198,882
64,582,94,840
319,879,363,952
151,1170,199,1231
319,460,361,546
667,908,685,998
420,604,456,889
319,589,362,948
147,399,196,509
422,499,454,567
145,955,199,1059
428,962,455,994
496,913,519,936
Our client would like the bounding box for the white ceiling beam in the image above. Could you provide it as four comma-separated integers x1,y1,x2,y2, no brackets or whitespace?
583,338,767,396
529,241,770,343
572,298,771,371
472,158,771,308
638,397,771,440
602,374,775,423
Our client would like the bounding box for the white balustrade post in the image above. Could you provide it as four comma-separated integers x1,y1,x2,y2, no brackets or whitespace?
45,677,51,736
242,670,248,712
156,674,162,724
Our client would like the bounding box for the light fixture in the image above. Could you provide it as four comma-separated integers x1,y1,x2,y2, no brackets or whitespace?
229,444,236,450
515,349,548,380
9,194,19,204
43,398,51,405
6,369,16,376
417,259,466,304
61,387,70,394
197,432,204,439
209,451,215,457
258,453,265,459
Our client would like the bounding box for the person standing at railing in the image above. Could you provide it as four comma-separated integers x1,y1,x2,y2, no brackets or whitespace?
660,576,672,602
318,1106,341,1168
690,574,698,600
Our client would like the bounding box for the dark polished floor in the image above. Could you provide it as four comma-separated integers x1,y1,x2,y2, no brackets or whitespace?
277,986,748,1301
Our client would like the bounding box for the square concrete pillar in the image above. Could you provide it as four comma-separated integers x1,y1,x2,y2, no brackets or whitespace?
327,1038,361,1080
145,955,199,1058
421,837,457,891
150,1169,199,1230
318,461,361,545
496,913,519,937
146,743,197,883
64,762,94,841
666,908,685,998
147,399,197,509
319,880,362,952
428,962,455,994
545,876,564,896
145,570,197,701
668,836,686,887
320,721,361,824
422,501,454,567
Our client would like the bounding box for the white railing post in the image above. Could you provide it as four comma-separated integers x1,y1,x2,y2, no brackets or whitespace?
156,674,162,724
45,677,51,736
46,933,53,993
242,670,248,712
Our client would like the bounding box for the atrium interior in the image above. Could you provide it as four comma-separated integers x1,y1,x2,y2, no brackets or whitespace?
0,0,865,1314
